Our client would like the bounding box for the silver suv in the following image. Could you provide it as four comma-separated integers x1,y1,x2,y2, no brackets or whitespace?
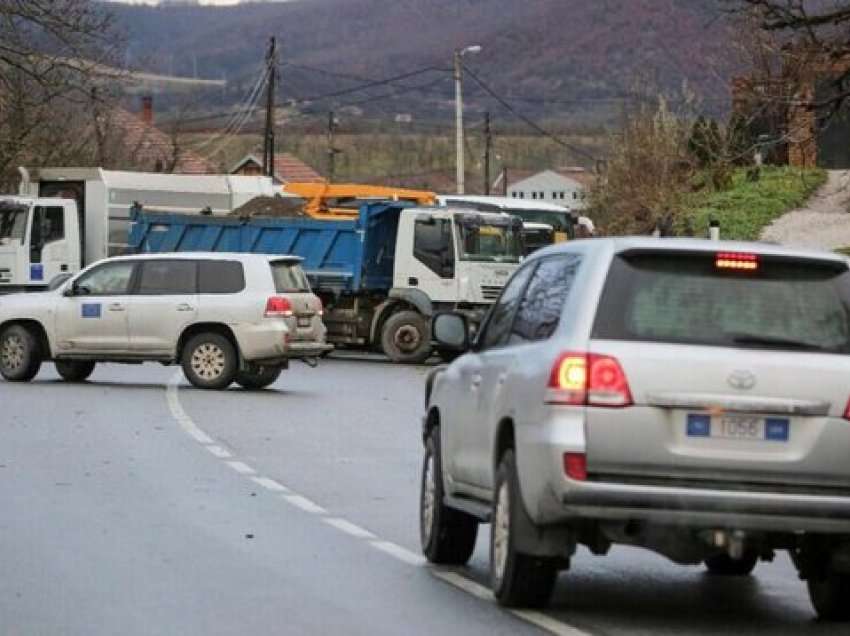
0,252,331,390
420,238,850,620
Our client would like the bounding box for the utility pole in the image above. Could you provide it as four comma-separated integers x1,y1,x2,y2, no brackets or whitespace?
262,37,277,178
483,111,492,195
327,111,336,183
453,45,481,195
502,166,508,197
453,50,464,195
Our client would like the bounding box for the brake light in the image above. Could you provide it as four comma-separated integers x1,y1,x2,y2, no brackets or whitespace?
563,453,587,481
265,296,293,317
317,298,324,317
547,352,633,407
716,252,758,271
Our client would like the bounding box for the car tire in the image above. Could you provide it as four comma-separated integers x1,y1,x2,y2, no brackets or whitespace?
0,324,42,382
808,571,850,621
704,552,758,576
182,332,238,390
381,311,431,364
491,449,558,608
55,360,96,383
235,365,282,390
420,426,478,564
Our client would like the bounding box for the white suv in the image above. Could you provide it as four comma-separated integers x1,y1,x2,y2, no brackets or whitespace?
0,252,331,390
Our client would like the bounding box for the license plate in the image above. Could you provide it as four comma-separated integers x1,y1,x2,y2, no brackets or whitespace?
686,413,789,442
297,316,312,328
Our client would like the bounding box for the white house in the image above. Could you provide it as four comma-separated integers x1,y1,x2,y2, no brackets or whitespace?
506,168,594,209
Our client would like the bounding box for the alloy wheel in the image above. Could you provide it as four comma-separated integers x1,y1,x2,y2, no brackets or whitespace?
190,343,226,380
0,334,25,372
493,481,511,583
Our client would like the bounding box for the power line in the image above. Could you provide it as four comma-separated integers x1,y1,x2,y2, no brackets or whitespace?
461,62,599,163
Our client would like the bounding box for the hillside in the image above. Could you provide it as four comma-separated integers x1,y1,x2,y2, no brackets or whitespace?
109,0,736,123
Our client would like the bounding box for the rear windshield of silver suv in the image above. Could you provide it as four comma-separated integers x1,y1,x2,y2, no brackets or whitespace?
271,261,310,293
592,250,850,353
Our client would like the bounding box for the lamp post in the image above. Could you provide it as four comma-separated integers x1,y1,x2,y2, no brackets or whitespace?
454,44,482,194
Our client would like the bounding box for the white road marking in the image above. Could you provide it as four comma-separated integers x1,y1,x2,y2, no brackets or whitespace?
323,517,376,540
251,476,290,493
432,570,594,636
226,460,257,475
370,540,427,566
283,494,327,515
166,375,214,444
206,445,232,459
164,370,592,636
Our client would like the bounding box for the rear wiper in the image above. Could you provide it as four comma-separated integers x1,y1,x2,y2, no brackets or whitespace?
727,332,829,351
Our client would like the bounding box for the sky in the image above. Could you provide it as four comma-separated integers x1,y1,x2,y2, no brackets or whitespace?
106,1,287,5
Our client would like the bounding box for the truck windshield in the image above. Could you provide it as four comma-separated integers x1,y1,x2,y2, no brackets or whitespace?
456,221,523,263
0,203,28,244
510,209,575,238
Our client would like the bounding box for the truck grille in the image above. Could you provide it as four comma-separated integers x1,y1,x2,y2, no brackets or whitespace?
481,285,503,301
0,268,11,283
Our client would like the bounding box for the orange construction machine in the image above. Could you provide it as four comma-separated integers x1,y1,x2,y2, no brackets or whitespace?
283,182,436,219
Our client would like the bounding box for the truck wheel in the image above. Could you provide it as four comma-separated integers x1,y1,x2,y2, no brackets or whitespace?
55,360,96,383
0,324,42,382
491,449,558,608
704,552,758,576
420,425,478,564
235,365,282,390
182,332,238,390
381,311,431,364
808,571,850,621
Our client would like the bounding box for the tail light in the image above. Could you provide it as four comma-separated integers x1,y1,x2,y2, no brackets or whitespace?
716,252,758,271
265,296,293,317
563,453,587,481
317,298,324,317
546,352,633,407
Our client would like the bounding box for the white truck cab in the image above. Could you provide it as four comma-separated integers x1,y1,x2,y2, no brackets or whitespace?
0,197,80,292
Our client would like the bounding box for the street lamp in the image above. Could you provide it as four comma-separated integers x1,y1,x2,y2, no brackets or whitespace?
454,44,482,195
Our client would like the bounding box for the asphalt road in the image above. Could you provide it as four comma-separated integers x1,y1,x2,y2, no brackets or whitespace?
0,358,845,635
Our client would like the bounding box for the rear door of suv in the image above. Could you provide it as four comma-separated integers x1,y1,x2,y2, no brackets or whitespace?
129,259,198,355
585,248,850,491
269,259,323,343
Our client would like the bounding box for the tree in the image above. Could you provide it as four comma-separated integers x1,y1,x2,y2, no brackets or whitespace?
729,1,850,115
0,1,121,183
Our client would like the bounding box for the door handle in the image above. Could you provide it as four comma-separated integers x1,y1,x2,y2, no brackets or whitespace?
176,303,194,312
408,277,419,286
471,374,482,389
497,373,507,385
107,303,125,312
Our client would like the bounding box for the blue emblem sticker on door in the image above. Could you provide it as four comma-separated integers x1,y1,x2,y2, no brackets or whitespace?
30,264,44,281
81,303,102,319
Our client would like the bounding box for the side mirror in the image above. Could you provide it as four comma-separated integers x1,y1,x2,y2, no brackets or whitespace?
432,312,470,352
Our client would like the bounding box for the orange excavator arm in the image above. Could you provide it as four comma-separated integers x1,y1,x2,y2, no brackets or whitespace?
283,182,436,219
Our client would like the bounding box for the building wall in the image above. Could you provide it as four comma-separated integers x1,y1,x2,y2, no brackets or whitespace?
507,171,587,208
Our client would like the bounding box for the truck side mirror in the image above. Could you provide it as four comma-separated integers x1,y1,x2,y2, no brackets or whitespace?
432,312,469,352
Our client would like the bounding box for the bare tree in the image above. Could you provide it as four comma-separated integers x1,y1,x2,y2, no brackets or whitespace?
729,1,850,113
0,0,121,181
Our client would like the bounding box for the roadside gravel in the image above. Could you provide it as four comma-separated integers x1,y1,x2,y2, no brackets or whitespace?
760,170,850,249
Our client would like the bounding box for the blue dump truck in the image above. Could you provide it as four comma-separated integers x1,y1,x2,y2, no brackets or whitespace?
128,201,523,362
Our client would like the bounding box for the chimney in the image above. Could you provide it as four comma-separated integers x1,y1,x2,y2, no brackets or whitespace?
141,95,154,126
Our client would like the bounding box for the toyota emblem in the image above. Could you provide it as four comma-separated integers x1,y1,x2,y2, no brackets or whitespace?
728,370,756,391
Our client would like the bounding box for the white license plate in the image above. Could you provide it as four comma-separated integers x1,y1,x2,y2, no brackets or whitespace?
686,413,790,442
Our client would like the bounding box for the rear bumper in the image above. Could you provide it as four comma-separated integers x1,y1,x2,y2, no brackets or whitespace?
556,479,850,533
285,341,334,358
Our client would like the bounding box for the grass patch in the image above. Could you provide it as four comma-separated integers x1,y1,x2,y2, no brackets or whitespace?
683,167,827,241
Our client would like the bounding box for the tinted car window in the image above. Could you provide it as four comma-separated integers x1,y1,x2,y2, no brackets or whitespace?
137,260,196,295
75,261,135,296
593,252,850,352
271,261,310,292
199,261,245,294
479,264,535,350
512,254,582,343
